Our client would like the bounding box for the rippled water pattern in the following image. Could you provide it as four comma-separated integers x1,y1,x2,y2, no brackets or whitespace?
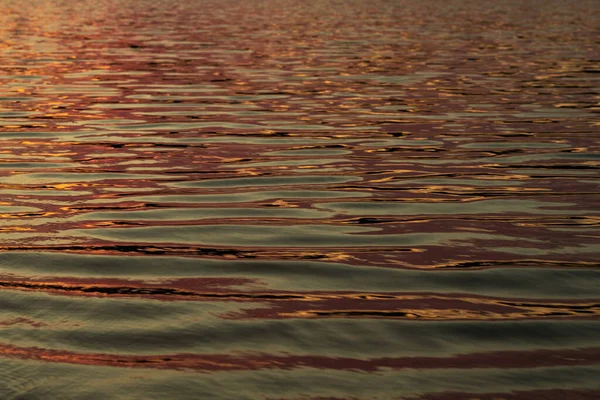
1,0,600,398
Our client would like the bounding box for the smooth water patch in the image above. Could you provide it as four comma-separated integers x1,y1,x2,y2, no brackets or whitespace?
126,190,371,204
316,199,588,216
0,206,40,213
66,224,536,247
72,207,335,221
390,178,526,187
1,358,599,400
459,142,571,149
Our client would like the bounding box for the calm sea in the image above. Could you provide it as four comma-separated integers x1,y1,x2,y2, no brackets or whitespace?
1,0,599,398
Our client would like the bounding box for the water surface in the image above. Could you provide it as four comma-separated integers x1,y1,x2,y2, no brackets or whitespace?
1,0,599,399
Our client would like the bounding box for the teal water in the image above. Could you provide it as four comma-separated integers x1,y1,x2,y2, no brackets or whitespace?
1,0,599,399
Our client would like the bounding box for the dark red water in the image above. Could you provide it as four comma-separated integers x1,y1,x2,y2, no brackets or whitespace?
1,0,599,398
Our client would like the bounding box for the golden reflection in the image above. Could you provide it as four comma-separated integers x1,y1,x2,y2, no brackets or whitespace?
0,227,33,232
256,250,357,262
280,302,600,320
268,199,298,207
369,173,421,182
52,183,91,190
0,212,56,219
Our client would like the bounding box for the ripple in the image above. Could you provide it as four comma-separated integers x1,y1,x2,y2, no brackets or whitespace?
127,190,370,204
72,207,335,221
171,175,361,188
316,199,590,216
0,172,182,184
1,0,599,398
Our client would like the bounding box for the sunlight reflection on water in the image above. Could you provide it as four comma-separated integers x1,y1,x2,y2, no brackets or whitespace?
1,0,599,399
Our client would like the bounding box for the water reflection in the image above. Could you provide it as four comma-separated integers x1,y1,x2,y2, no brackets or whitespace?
1,0,599,399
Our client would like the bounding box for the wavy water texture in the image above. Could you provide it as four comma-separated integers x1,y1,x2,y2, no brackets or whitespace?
1,0,599,399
